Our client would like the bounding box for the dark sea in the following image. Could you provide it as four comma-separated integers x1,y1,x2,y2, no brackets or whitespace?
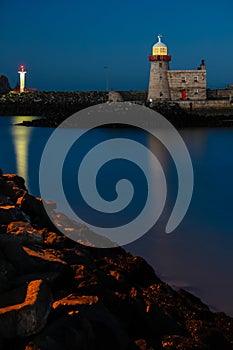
0,115,233,316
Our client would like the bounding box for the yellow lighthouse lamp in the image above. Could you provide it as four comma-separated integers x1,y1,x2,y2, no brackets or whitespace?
152,34,168,56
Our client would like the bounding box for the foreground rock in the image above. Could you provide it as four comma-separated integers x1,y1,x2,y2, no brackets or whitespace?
0,168,232,349
0,280,52,338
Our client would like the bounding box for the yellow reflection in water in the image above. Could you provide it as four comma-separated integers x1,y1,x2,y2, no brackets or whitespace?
10,116,35,185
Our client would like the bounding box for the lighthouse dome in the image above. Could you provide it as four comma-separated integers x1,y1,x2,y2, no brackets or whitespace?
152,35,168,56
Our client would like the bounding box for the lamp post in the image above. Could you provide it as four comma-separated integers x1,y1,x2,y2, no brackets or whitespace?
104,66,109,91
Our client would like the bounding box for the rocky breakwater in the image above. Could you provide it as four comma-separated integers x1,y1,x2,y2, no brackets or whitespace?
0,91,108,126
0,169,232,349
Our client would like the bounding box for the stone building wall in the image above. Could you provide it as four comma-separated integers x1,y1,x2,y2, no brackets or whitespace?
167,70,206,100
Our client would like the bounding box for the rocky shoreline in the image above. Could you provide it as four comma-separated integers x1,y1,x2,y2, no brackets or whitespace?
0,169,232,349
1,91,233,128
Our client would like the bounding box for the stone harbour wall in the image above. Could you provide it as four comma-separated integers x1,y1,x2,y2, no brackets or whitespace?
178,99,233,110
207,88,233,100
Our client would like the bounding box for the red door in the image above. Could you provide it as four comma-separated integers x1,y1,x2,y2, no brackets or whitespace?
181,89,186,100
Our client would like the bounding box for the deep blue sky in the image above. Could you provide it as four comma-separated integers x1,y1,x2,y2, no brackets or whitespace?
1,0,233,91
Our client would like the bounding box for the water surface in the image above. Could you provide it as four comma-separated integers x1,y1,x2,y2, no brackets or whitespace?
0,116,232,316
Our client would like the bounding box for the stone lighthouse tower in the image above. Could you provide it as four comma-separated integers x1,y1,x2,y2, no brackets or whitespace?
148,35,171,100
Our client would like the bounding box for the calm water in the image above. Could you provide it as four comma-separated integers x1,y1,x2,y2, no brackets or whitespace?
0,116,233,316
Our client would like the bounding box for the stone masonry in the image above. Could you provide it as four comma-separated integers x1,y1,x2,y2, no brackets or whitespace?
168,69,206,100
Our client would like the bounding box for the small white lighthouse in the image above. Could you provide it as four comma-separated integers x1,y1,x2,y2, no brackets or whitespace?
18,64,27,93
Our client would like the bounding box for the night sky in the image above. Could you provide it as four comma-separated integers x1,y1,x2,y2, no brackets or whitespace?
1,0,233,91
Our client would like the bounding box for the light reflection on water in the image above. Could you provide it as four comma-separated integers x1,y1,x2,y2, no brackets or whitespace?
0,116,233,316
10,116,35,183
0,116,52,193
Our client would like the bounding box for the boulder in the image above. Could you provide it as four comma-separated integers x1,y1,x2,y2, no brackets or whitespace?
77,301,130,350
25,312,95,350
17,194,54,227
43,230,68,248
0,280,52,338
2,174,26,190
53,295,99,314
29,296,130,350
134,339,153,350
1,244,67,275
22,246,67,271
0,177,26,202
13,271,61,288
0,205,25,224
50,212,118,248
6,221,44,244
0,195,12,206
0,250,16,293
